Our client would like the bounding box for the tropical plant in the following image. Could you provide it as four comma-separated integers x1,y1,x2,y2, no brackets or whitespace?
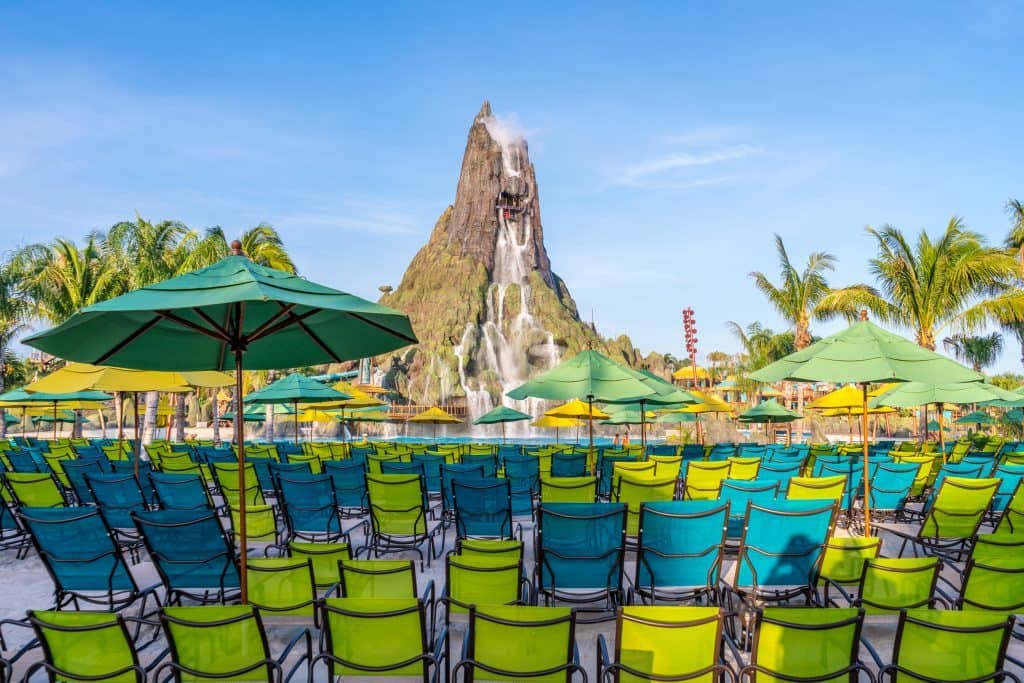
726,321,796,372
0,260,31,436
820,218,1024,349
182,224,296,273
942,333,1004,372
989,372,1023,392
749,234,876,349
1005,199,1024,267
706,350,732,383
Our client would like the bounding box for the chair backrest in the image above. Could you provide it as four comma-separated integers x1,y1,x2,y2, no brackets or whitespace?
149,472,212,510
338,559,417,597
246,557,317,617
608,606,723,682
28,610,142,683
323,459,369,510
160,605,275,681
133,509,239,599
319,597,432,679
786,475,847,503
445,553,525,615
920,476,1000,540
19,507,136,597
732,500,837,590
440,463,486,512
461,452,499,477
453,477,513,539
748,608,865,682
62,458,106,504
456,538,524,562
613,472,677,537
648,454,683,478
756,462,802,490
286,540,350,590
86,472,147,529
286,451,322,474
461,605,578,681
550,452,587,478
991,464,1024,512
366,473,429,537
857,557,941,613
3,472,65,507
816,536,881,586
869,462,920,511
276,473,343,540
727,456,761,480
537,502,627,594
717,479,778,537
410,453,445,492
540,475,597,503
635,501,728,600
887,610,1016,683
682,461,731,500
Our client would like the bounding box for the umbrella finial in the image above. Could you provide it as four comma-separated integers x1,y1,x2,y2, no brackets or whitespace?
230,240,244,256
859,309,868,321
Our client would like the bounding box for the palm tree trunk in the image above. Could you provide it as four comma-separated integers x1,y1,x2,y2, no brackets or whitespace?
174,393,187,442
211,388,221,444
264,404,275,442
142,391,159,444
73,410,82,438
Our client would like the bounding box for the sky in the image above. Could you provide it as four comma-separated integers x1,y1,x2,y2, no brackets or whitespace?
1,2,1023,371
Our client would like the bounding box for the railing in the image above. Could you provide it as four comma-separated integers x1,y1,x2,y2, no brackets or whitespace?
386,404,470,419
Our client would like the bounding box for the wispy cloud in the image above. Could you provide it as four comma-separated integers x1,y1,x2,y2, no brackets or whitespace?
614,142,761,188
664,125,751,146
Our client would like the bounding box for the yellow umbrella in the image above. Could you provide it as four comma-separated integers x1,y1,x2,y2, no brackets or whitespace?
545,399,611,421
811,384,896,440
354,383,391,395
407,406,462,439
676,391,732,414
303,381,384,409
759,386,784,398
295,408,343,423
531,414,583,444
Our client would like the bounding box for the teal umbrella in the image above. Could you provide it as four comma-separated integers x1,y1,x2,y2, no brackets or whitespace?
738,399,802,445
221,408,267,423
0,389,113,439
473,405,531,444
507,350,654,453
750,312,981,535
23,244,416,603
955,410,995,426
243,372,350,443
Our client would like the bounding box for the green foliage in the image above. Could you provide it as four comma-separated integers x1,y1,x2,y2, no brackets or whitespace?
942,333,1004,372
989,372,1023,391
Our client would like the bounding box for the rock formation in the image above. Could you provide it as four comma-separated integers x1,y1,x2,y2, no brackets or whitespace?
378,102,644,426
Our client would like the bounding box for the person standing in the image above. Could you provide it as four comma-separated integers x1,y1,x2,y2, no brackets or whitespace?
613,433,621,447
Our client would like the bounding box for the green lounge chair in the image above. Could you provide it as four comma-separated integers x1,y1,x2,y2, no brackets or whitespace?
24,610,156,683
453,605,585,682
598,605,734,682
362,473,441,569
540,476,598,503
285,540,351,590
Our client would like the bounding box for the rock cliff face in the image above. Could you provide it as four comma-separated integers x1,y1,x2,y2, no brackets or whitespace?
379,102,643,424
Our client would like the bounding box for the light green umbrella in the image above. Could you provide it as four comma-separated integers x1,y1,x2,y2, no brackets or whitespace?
955,410,995,426
737,399,802,445
23,243,416,603
507,350,655,453
871,380,1020,452
473,405,531,444
602,369,699,446
244,372,350,443
654,411,699,423
600,407,657,425
750,312,982,535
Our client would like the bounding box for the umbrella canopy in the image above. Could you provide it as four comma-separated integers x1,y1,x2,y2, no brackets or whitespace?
738,399,802,423
244,373,350,405
33,410,89,424
221,408,266,422
0,388,113,405
25,362,233,393
244,372,351,443
22,247,416,604
870,381,1021,408
671,365,711,382
532,415,582,428
348,407,392,423
473,406,531,425
675,391,732,415
3,413,18,425
759,386,784,398
821,405,897,417
507,350,653,402
602,368,699,445
407,406,462,424
295,408,343,423
955,410,995,425
303,380,384,410
808,385,869,410
600,407,656,425
546,400,611,421
750,314,982,535
926,420,951,431
653,411,699,423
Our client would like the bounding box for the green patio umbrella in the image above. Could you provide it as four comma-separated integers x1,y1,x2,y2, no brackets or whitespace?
0,389,113,440
221,407,267,422
926,420,950,432
506,350,654,455
955,410,995,426
750,312,981,535
243,372,350,443
600,406,657,425
23,243,416,603
737,399,802,445
654,411,699,423
602,369,699,446
871,381,1020,454
473,405,531,444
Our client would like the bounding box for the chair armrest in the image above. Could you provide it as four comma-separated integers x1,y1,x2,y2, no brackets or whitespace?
859,634,885,670
721,629,746,670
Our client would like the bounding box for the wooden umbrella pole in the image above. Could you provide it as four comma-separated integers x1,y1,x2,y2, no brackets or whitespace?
640,400,647,449
234,349,248,603
52,401,57,441
588,396,595,468
294,400,299,444
133,392,141,477
936,402,946,463
861,383,871,537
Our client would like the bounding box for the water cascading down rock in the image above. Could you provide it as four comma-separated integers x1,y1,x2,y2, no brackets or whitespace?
379,102,642,431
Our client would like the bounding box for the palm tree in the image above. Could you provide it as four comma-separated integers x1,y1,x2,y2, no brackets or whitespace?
706,350,731,383
0,259,30,437
820,218,1024,350
749,235,875,350
183,225,296,273
726,322,796,372
942,333,1004,373
1005,199,1024,267
13,235,121,324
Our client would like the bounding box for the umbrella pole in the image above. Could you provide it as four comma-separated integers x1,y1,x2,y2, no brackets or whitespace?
294,401,299,444
640,400,647,450
133,393,141,477
52,401,57,441
937,402,946,463
233,351,248,604
587,396,595,468
502,421,506,445
861,383,871,537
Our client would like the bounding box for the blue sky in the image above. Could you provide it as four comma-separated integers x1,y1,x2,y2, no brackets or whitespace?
2,2,1023,370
